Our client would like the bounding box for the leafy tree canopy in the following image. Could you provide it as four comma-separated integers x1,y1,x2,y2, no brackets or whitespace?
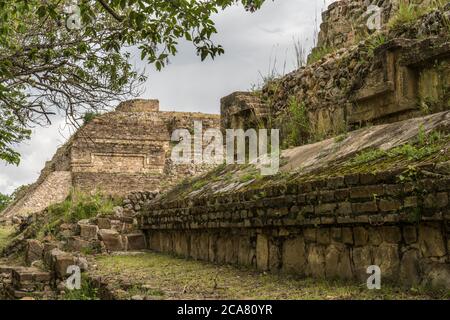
0,0,266,165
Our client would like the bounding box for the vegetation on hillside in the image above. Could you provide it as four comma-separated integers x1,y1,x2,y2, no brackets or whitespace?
35,190,121,239
388,0,449,30
0,193,11,213
0,226,14,252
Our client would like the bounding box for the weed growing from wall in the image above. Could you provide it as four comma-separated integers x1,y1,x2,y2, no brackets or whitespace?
282,96,310,148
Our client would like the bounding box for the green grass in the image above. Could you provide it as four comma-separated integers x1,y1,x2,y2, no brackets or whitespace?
349,130,445,167
366,33,388,57
62,277,99,300
388,0,447,30
36,189,121,239
89,252,448,300
0,226,14,251
307,46,334,65
283,96,310,148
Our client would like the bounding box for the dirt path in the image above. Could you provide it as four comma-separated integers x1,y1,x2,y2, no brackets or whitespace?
87,251,448,300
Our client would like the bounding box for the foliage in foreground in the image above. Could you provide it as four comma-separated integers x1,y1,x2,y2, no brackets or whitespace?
63,278,99,300
388,0,448,30
0,0,267,165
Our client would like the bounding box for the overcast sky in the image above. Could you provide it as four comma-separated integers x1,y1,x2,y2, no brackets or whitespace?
0,0,334,195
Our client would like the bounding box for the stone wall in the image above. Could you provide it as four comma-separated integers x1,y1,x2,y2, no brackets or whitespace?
220,4,450,146
70,100,220,195
220,92,269,131
0,142,73,222
140,165,450,289
315,0,434,53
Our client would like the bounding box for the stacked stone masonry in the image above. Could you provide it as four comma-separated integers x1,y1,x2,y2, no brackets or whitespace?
1,99,220,221
140,165,450,289
221,4,450,143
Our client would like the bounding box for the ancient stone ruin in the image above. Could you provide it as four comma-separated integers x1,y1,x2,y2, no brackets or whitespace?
1,99,219,221
1,0,450,299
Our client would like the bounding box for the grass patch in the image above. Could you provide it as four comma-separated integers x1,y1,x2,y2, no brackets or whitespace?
0,226,14,251
62,277,99,300
91,252,448,300
307,46,334,65
366,33,388,57
36,190,121,239
239,171,262,183
348,130,445,167
283,96,310,148
388,0,447,30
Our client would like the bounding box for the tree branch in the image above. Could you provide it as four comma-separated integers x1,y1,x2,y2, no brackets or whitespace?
96,0,125,22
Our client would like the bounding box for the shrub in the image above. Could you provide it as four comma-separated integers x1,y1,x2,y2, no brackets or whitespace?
37,190,121,239
388,0,446,30
82,112,99,125
283,96,310,148
307,46,334,65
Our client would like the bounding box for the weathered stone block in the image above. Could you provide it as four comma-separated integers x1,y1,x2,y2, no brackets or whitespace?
423,193,448,209
336,202,352,215
268,241,281,271
282,236,306,274
96,218,111,229
423,263,450,290
350,186,383,199
317,229,330,245
400,249,420,287
124,233,147,251
330,228,342,242
238,236,254,267
352,246,373,281
378,199,401,212
404,196,418,208
402,226,417,244
373,244,400,281
418,223,446,257
315,203,336,214
49,249,75,279
256,234,269,271
325,244,352,280
368,228,382,246
225,237,238,265
208,234,218,263
173,233,189,258
353,227,368,246
25,240,44,266
98,229,124,252
303,228,316,242
352,201,378,213
12,267,51,291
305,244,325,278
66,236,94,252
79,224,99,240
342,227,353,245
381,226,401,243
